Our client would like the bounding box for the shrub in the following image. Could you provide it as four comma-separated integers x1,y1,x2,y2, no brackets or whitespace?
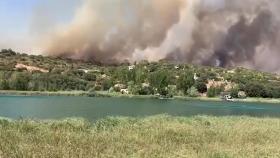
84,73,96,81
138,86,154,95
0,80,10,90
195,81,207,93
9,72,30,91
238,91,247,99
101,79,113,91
207,86,223,98
244,82,265,97
272,88,280,98
230,88,239,98
188,87,199,97
207,86,216,98
94,85,102,91
158,87,169,96
177,71,195,94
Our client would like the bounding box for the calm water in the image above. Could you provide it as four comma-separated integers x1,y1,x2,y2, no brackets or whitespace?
0,96,280,120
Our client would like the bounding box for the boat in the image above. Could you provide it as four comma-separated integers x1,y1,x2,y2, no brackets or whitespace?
224,95,234,102
158,94,174,100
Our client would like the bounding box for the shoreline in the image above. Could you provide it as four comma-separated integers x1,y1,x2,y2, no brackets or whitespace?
0,90,280,104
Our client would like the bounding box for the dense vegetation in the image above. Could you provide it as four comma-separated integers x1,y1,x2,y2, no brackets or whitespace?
0,115,279,157
1,49,280,98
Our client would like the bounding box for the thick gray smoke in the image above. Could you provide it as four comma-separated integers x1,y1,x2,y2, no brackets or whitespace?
42,0,280,72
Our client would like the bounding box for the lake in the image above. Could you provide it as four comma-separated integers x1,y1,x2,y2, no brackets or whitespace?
0,95,280,120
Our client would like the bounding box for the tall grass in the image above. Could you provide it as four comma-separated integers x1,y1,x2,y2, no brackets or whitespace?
0,115,280,157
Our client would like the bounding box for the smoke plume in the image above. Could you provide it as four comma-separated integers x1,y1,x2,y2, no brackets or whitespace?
42,0,280,72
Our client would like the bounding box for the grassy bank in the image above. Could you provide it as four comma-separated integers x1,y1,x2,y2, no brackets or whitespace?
95,91,280,104
0,115,280,157
175,96,280,104
234,97,280,104
95,91,158,99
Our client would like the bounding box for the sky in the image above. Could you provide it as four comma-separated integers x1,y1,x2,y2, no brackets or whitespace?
0,0,81,53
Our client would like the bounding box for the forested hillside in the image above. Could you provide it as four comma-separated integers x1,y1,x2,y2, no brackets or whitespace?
1,49,280,98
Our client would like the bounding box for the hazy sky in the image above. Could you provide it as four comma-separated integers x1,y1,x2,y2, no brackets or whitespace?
1,0,280,72
0,0,81,53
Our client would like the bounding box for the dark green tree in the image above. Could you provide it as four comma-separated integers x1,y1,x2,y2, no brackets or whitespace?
230,88,239,98
149,70,170,89
0,80,10,90
10,72,30,90
101,79,113,91
244,82,265,97
177,71,195,94
195,81,207,93
207,86,217,98
84,73,97,81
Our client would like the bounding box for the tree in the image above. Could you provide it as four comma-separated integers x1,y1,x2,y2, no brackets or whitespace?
177,71,195,95
135,68,147,84
0,80,10,90
101,79,113,91
188,87,199,97
149,70,170,90
272,87,280,98
244,82,265,97
195,81,207,93
207,86,217,98
261,86,273,98
84,72,97,81
9,72,30,90
158,87,169,97
116,68,130,83
230,88,239,98
138,86,154,95
0,71,10,90
0,49,16,56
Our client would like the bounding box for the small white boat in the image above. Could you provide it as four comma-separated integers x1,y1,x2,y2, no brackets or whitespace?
158,95,174,100
224,95,234,102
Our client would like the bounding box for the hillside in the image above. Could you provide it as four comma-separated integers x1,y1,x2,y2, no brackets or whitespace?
0,49,280,99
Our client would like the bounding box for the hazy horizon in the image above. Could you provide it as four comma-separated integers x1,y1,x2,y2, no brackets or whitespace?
0,0,82,53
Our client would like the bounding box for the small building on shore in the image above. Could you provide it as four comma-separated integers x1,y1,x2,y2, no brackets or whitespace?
120,89,129,94
128,65,135,71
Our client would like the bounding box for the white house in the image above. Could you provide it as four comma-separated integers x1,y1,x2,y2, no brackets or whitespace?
227,70,235,74
194,73,199,80
78,69,90,73
120,89,129,94
128,65,135,71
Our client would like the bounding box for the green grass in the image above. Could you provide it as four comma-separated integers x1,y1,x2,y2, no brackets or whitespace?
0,115,280,157
95,91,158,99
235,97,280,104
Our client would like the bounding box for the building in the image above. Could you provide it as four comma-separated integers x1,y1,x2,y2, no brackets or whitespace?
120,89,129,94
128,65,135,71
194,73,199,80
